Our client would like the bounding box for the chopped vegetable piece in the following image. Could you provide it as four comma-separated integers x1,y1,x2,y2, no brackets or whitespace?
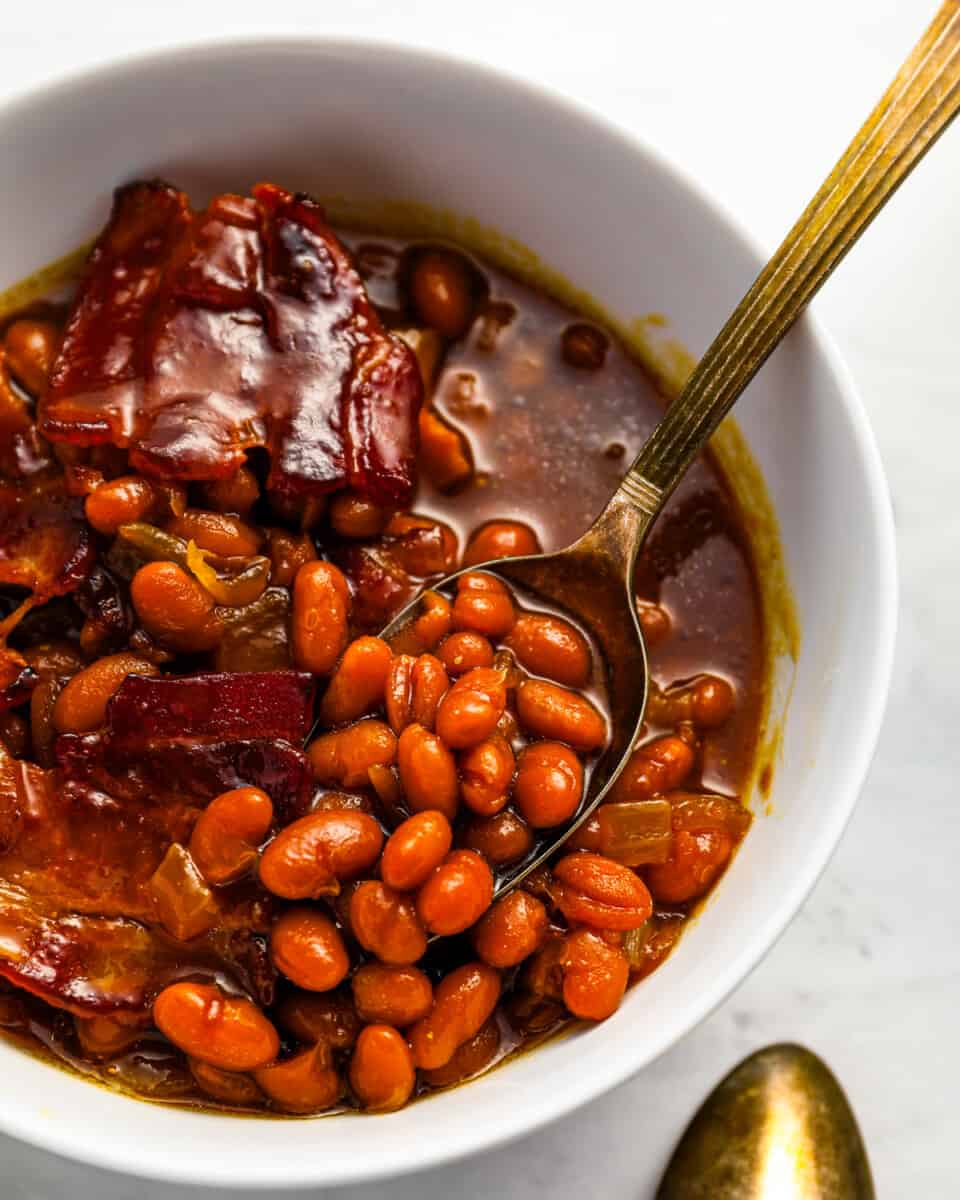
148,844,220,941
596,799,673,866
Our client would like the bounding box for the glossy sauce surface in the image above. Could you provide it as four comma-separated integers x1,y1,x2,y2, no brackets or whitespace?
0,217,764,1113
351,237,764,800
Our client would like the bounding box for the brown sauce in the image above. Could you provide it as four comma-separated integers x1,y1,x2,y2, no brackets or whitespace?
0,217,765,1114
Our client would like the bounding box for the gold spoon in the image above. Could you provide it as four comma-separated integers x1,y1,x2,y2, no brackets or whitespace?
656,1044,875,1199
383,1,960,895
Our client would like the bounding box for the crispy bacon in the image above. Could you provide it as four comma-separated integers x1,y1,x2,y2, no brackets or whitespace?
104,669,315,743
0,742,276,1018
58,734,313,825
0,883,274,1016
0,353,51,479
42,181,192,445
57,670,316,824
42,181,421,505
0,480,94,616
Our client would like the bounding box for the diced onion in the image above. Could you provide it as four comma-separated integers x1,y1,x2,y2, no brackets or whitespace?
597,799,673,865
669,792,752,836
186,540,269,607
148,843,220,941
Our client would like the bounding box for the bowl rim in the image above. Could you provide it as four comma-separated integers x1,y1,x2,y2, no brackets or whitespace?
0,34,898,1189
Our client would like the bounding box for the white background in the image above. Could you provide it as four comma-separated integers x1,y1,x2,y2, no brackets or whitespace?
2,1,958,1196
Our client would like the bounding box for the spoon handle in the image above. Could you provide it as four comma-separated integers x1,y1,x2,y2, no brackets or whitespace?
618,0,960,515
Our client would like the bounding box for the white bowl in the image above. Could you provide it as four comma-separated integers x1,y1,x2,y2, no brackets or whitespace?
0,39,896,1189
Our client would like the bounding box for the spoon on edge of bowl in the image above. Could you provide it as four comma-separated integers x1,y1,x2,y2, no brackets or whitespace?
381,0,960,898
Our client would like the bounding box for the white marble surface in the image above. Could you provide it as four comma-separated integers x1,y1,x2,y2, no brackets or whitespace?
2,1,958,1195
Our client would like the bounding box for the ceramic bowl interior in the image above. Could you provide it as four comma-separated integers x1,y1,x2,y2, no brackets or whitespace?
0,40,896,1189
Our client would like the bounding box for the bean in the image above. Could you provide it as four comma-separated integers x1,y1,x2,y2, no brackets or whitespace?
350,881,427,965
352,964,433,1026
169,509,263,558
438,631,494,675
566,813,602,853
4,319,58,395
691,677,736,727
189,786,274,885
308,720,397,789
319,636,393,725
189,1058,262,1106
561,929,628,1020
409,248,478,339
462,810,534,867
608,735,695,803
513,742,584,828
421,1018,501,1087
472,891,548,969
435,667,507,749
329,491,387,538
506,614,591,688
413,590,452,650
397,723,459,820
418,408,473,491
74,1016,142,1058
408,962,501,1070
516,679,606,752
291,561,350,675
275,990,360,1049
381,810,453,891
410,655,449,729
268,489,326,530
52,652,159,734
259,810,383,899
521,933,566,1003
636,599,671,647
384,512,458,577
460,734,515,816
646,829,733,904
452,573,515,638
270,907,349,991
153,982,279,1072
561,323,608,370
553,852,652,930
198,466,260,517
385,651,448,734
462,520,541,567
385,653,415,733
646,674,736,730
84,475,158,535
254,1042,342,1113
416,849,494,936
318,791,378,816
131,561,224,653
265,529,316,589
349,1024,416,1112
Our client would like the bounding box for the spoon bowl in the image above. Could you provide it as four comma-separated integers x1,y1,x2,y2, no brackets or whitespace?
380,490,649,894
385,0,960,889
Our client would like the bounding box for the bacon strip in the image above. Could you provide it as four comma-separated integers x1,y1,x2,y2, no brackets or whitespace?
58,733,313,825
42,181,191,445
42,182,421,504
103,669,316,744
0,745,276,1017
0,481,94,636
